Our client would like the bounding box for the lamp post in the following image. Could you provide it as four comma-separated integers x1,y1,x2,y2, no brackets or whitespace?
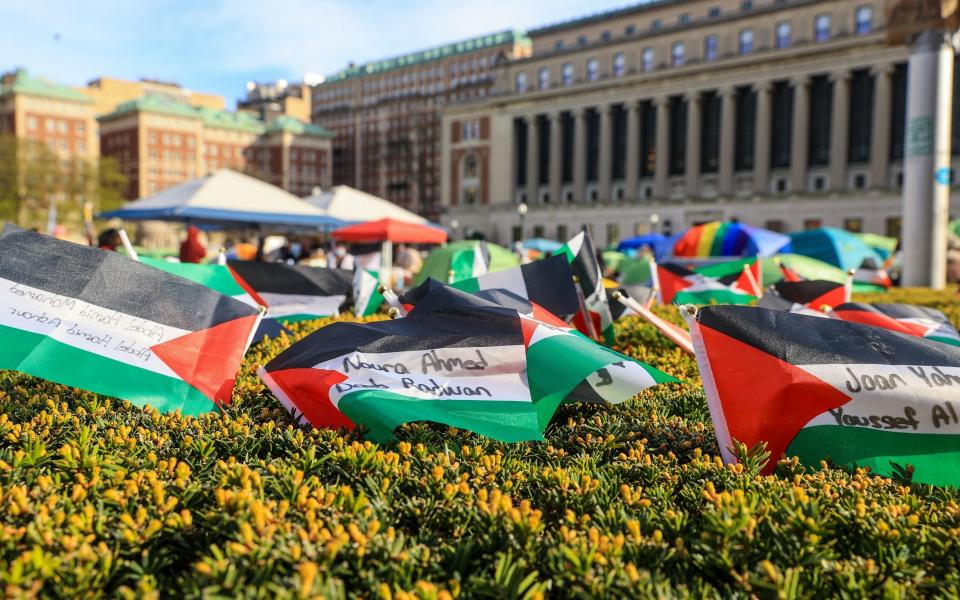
649,213,661,234
517,202,528,242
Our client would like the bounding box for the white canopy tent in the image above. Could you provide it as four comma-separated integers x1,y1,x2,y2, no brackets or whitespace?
304,185,427,225
101,169,343,230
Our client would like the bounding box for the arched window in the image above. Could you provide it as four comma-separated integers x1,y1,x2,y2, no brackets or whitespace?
613,53,626,77
562,63,574,86
587,58,599,81
515,72,527,93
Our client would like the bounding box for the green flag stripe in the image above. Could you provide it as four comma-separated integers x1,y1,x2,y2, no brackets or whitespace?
673,289,756,305
0,324,215,415
139,258,248,297
929,335,960,347
337,389,544,443
787,425,960,488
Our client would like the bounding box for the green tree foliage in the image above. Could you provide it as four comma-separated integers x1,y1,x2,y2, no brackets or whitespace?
0,135,126,232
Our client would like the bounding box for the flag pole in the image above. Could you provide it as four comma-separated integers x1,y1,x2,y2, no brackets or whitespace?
218,247,227,265
756,254,763,297
845,268,855,302
611,290,694,355
644,286,658,309
117,229,139,261
742,263,762,297
648,256,663,305
572,275,600,341
378,285,407,317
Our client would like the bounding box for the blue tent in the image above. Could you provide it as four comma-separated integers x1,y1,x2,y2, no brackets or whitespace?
522,237,563,253
616,233,676,260
100,169,344,230
786,227,883,271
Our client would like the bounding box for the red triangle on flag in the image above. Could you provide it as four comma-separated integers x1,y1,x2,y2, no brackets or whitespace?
264,368,355,430
657,266,694,304
699,323,850,472
151,314,259,405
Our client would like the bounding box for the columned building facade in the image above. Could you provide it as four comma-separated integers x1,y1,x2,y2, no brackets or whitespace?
441,0,960,245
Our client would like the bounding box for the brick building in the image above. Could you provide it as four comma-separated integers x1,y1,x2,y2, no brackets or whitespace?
0,69,98,160
311,30,530,220
98,94,333,200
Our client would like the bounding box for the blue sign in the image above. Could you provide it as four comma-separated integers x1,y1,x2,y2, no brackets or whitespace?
935,167,952,185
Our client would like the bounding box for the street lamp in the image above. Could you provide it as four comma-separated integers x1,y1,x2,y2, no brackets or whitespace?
517,202,528,242
649,213,661,234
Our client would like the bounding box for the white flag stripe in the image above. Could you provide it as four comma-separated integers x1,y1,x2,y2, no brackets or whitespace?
0,276,187,378
311,346,532,405
259,292,345,318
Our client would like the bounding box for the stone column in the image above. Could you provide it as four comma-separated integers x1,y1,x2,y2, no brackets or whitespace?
753,81,773,194
685,92,702,197
548,112,562,204
653,97,670,198
830,70,851,191
718,87,737,195
572,108,586,202
525,115,539,203
789,75,810,193
870,64,894,188
624,101,640,200
598,104,612,200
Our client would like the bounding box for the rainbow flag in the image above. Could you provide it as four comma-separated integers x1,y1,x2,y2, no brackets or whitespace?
673,221,788,258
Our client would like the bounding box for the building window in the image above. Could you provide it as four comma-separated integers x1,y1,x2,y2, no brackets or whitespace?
557,225,568,241
848,69,875,163
885,217,902,238
814,14,831,42
739,29,754,55
770,81,794,168
613,53,626,77
44,119,54,133
461,154,480,205
26,116,37,131
640,101,657,176
578,35,588,45
844,218,863,232
538,67,550,90
735,87,757,171
642,48,655,72
76,123,85,136
554,40,565,50
462,120,480,140
808,75,833,166
606,223,620,245
587,58,599,81
601,30,612,41
804,218,822,230
855,6,873,34
701,91,721,173
562,63,574,86
515,72,527,93
776,21,792,48
765,220,785,232
672,42,685,67
669,96,688,175
891,63,908,160
708,6,721,17
625,25,636,35
704,35,718,61
651,19,662,30
679,13,691,24
741,0,753,10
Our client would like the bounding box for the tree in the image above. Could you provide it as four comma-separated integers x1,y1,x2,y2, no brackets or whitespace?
0,135,126,234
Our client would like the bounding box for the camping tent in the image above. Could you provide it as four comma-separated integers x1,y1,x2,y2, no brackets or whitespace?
415,240,519,284
787,227,883,272
673,221,789,258
100,169,343,229
305,185,427,225
332,218,447,288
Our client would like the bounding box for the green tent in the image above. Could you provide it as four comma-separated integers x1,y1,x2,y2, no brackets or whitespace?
415,240,519,285
854,232,898,260
602,250,627,273
677,254,886,294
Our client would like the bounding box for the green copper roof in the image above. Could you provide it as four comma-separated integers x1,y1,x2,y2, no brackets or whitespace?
101,93,200,121
323,29,529,83
197,107,265,134
529,0,674,35
264,115,334,137
0,69,93,104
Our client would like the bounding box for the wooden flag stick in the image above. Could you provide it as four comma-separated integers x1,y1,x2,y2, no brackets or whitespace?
572,275,600,342
742,263,762,297
117,229,139,262
612,290,694,355
644,286,658,310
218,247,227,265
845,268,855,302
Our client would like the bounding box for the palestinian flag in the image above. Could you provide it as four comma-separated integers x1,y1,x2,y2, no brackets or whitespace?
686,304,960,487
778,261,804,282
653,260,760,305
450,253,579,322
554,229,616,344
831,303,960,347
353,269,384,317
141,257,259,307
449,241,490,282
853,258,893,290
758,280,847,316
227,260,352,322
260,283,676,442
0,224,261,415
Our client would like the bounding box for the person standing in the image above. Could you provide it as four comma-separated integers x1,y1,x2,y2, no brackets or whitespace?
179,226,207,264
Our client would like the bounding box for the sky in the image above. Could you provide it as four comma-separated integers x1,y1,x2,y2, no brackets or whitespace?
1,0,635,108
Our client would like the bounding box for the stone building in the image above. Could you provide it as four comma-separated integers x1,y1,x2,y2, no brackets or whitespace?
441,0,960,245
98,94,334,200
311,30,530,220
